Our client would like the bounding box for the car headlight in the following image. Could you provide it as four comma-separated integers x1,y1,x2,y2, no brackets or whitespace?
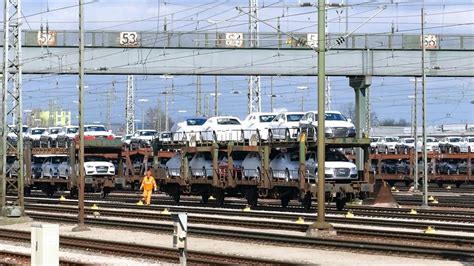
350,167,358,173
86,165,94,169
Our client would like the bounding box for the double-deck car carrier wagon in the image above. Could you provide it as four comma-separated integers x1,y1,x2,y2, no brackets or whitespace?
153,131,374,210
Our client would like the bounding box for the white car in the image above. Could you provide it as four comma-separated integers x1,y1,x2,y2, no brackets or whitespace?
201,116,243,142
165,154,182,177
395,138,416,154
370,137,381,152
26,127,47,141
160,132,172,143
242,112,277,140
171,118,207,142
242,152,262,179
84,124,115,140
270,152,317,181
121,134,132,146
319,150,358,182
268,112,305,140
58,157,72,178
299,111,356,139
376,136,400,154
84,156,115,176
131,130,158,146
45,127,62,140
42,155,67,178
58,126,79,139
439,136,463,153
415,137,440,152
460,136,474,153
189,152,214,177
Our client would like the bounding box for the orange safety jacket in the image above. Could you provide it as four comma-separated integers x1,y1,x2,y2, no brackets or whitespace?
141,176,157,191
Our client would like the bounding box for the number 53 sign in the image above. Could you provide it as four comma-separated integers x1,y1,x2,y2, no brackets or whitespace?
120,32,139,47
420,34,438,49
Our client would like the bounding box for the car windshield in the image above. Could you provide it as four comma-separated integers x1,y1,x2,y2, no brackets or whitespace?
139,131,156,136
427,138,438,142
259,115,276,123
31,129,45,134
161,133,171,138
186,118,206,126
469,138,474,143
67,128,79,134
287,114,303,122
449,137,461,142
405,139,415,143
85,156,109,162
217,118,241,125
85,126,107,132
370,138,379,142
22,126,28,133
326,152,349,162
386,137,398,142
124,135,131,140
49,129,60,134
325,113,346,121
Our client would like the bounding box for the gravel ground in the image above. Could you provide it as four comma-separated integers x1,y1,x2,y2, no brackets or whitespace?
0,220,467,265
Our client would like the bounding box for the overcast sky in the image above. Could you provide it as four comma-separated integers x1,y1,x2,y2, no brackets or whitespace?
10,0,474,129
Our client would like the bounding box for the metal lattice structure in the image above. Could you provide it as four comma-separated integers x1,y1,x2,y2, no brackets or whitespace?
247,0,261,114
1,0,24,211
125,75,135,135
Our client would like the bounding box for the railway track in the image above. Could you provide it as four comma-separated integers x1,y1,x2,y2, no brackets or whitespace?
22,209,474,261
0,228,288,265
19,195,474,223
24,202,474,234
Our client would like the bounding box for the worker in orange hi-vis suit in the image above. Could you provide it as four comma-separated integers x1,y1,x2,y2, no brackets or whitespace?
140,170,157,206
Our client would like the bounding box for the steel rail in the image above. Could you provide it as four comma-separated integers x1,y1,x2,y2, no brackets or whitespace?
22,212,474,261
0,228,289,265
24,204,474,244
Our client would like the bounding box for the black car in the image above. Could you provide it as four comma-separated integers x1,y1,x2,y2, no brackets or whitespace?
458,160,474,174
381,159,398,174
438,160,460,175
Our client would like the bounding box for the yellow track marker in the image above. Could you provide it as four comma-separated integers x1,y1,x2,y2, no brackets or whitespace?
59,195,66,201
295,217,305,224
91,204,99,210
345,211,354,218
409,209,417,215
242,205,251,212
136,200,144,206
428,195,435,201
424,226,436,234
160,208,170,215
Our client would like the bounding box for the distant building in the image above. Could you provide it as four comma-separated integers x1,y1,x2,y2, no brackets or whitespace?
29,109,71,127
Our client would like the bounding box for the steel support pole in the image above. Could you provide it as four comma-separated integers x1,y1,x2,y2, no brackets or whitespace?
307,0,334,234
421,8,428,207
413,78,419,190
214,76,219,116
72,0,88,232
349,76,371,175
165,92,169,131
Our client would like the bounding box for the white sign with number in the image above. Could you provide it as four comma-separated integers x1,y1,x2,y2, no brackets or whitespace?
307,33,318,48
37,31,57,46
119,32,139,47
421,34,438,49
225,33,243,48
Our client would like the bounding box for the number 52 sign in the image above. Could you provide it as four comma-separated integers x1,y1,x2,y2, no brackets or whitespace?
119,32,139,47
